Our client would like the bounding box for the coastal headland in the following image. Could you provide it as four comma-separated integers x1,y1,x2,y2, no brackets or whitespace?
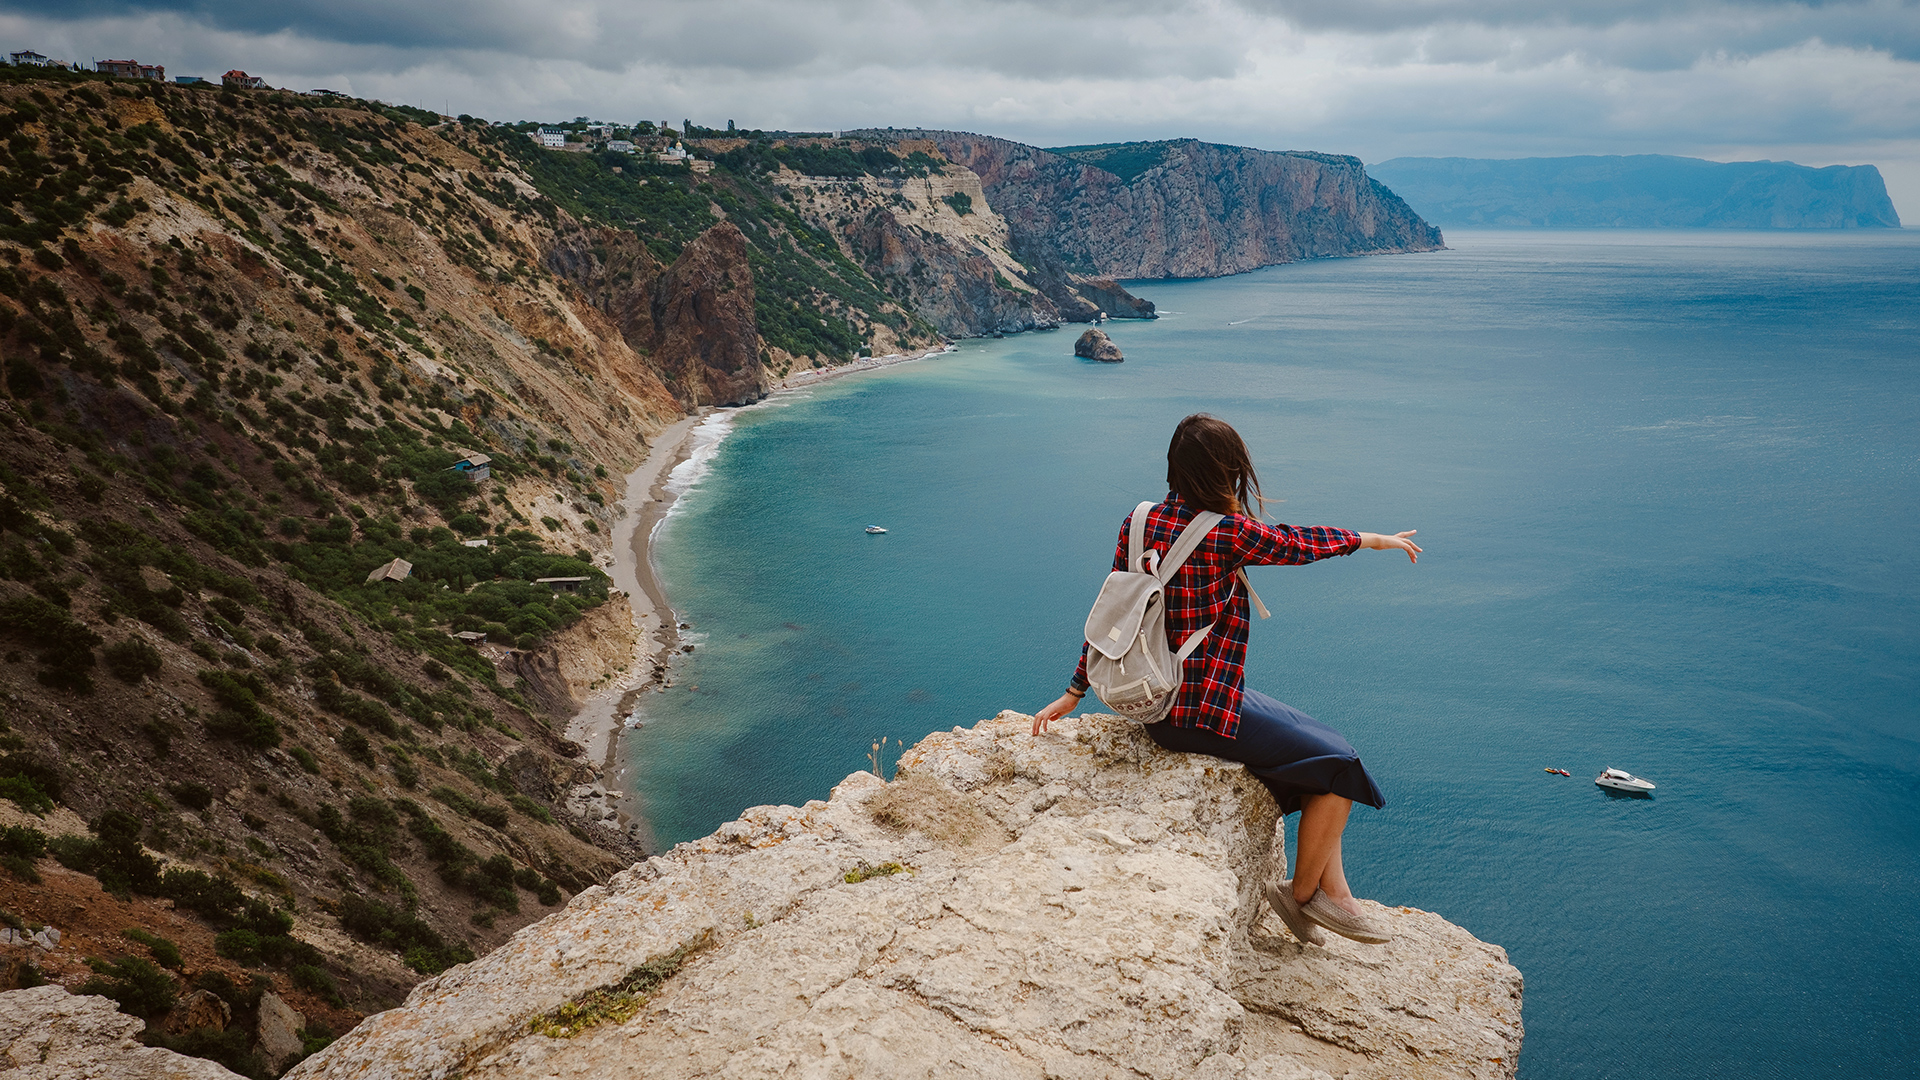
0,65,1467,1073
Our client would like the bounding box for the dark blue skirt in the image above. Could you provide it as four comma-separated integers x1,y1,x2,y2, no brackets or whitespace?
1146,689,1386,816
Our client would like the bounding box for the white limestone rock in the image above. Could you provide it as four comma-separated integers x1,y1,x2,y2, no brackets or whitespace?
255,991,306,1071
290,711,1523,1080
0,985,243,1079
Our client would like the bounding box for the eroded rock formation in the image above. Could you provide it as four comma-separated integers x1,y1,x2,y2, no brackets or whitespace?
1074,277,1159,320
906,133,1445,279
290,711,1522,1080
546,221,771,407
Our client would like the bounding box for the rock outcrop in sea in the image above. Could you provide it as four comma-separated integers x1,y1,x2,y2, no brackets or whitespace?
1076,328,1125,362
287,711,1522,1080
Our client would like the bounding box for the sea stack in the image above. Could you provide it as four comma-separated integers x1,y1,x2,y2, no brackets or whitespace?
1074,327,1124,362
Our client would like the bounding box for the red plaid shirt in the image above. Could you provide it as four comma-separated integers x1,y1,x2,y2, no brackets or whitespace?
1071,494,1360,738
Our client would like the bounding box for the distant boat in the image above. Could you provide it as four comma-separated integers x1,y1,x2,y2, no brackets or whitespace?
865,525,887,534
1595,768,1655,794
1545,768,1571,777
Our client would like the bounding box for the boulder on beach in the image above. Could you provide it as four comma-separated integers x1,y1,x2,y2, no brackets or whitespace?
1074,327,1124,362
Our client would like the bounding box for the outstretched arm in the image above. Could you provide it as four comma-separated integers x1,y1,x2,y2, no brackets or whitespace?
1356,530,1422,563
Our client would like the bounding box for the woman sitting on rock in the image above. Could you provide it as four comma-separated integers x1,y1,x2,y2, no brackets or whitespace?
1030,413,1420,946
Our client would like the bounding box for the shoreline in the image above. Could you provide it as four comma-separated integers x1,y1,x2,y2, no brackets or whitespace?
773,341,956,391
563,340,958,851
563,414,705,792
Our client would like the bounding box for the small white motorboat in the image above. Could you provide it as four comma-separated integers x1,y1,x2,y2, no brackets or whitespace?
865,525,887,534
1595,767,1655,794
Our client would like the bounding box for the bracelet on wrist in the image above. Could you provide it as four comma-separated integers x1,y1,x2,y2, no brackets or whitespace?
1064,687,1086,699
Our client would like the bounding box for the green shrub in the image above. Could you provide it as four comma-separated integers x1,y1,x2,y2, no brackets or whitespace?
123,927,183,969
289,745,320,773
312,679,397,736
0,595,102,693
197,669,280,748
213,928,260,964
289,964,343,1007
388,749,419,789
54,811,161,898
337,895,473,974
168,782,214,811
508,794,553,824
337,726,375,767
79,956,175,1017
140,1025,263,1078
0,826,48,863
0,775,54,815
429,786,508,829
102,637,163,682
158,867,245,921
298,1020,337,1057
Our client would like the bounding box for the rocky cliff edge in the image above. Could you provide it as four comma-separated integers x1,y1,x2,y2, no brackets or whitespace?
287,711,1521,1080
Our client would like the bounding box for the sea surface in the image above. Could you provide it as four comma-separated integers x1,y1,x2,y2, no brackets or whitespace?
630,230,1920,1079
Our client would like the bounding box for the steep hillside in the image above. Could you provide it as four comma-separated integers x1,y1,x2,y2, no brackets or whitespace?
0,68,720,1061
890,133,1445,278
1369,154,1903,228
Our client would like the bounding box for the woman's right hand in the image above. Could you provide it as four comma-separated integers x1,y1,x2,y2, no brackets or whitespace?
1032,693,1082,736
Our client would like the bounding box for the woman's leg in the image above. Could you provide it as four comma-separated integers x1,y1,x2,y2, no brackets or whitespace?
1292,793,1352,906
1319,833,1360,914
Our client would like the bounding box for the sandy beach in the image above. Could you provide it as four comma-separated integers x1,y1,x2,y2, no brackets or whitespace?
774,342,956,391
563,412,705,769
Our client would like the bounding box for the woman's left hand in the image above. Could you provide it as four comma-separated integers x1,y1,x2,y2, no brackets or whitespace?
1031,693,1081,736
1358,530,1422,563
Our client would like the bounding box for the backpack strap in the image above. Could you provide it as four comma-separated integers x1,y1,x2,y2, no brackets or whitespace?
1156,510,1225,583
1239,568,1270,619
1127,501,1155,574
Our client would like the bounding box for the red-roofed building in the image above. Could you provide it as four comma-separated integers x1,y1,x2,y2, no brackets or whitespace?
222,70,266,90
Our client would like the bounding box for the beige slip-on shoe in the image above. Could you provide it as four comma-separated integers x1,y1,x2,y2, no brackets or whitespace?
1302,889,1392,945
1265,878,1327,945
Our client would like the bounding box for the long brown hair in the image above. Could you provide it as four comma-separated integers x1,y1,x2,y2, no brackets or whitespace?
1166,414,1264,516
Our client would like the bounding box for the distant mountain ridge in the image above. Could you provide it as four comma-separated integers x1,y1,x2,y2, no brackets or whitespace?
1369,155,1901,229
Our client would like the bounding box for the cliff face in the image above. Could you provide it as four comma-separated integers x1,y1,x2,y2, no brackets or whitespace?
648,223,769,406
914,134,1446,279
291,711,1522,1080
1370,155,1904,228
544,222,770,407
775,162,1122,337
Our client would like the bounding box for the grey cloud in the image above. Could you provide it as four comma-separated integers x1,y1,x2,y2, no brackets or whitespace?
1235,0,1857,33
2,0,1914,192
0,0,1247,77
1237,0,1920,64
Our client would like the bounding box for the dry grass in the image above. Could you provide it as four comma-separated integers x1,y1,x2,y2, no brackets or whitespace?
868,771,1010,849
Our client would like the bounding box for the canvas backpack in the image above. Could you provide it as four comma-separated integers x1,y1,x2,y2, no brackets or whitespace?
1082,501,1268,724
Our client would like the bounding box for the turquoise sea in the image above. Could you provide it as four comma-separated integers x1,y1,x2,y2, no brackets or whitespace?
630,230,1920,1079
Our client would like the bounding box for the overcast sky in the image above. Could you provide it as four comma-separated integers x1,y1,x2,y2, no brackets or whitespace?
6,0,1917,217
